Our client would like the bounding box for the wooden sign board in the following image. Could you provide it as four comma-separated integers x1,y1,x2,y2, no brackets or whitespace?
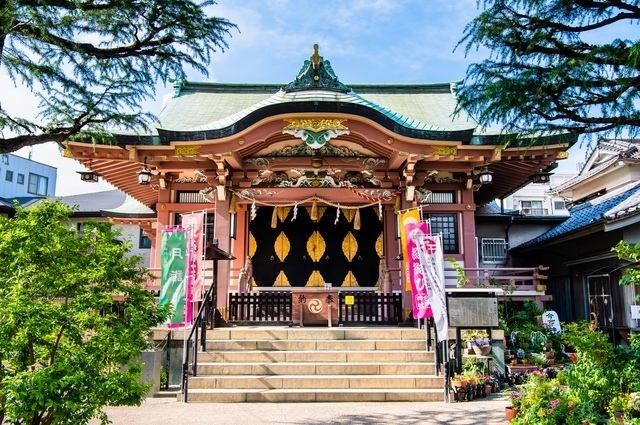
448,298,499,327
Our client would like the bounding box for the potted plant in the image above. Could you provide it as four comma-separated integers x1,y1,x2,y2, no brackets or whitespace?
608,394,631,423
462,329,491,355
505,390,521,421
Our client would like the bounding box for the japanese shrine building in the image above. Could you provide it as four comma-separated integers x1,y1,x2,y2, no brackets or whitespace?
63,45,576,321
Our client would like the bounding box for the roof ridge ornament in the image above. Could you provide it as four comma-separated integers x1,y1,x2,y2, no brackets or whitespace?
283,44,351,93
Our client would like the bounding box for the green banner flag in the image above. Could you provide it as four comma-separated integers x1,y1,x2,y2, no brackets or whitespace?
160,229,187,327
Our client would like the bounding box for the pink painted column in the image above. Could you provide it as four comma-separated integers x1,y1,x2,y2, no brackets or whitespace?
214,195,231,321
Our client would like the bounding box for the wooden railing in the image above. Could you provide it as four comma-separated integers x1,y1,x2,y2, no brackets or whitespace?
226,291,403,325
228,292,292,323
338,292,402,325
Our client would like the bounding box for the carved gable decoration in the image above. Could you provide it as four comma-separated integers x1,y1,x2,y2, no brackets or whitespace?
283,118,350,150
282,44,351,93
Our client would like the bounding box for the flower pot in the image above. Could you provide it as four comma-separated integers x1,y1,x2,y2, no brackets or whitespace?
486,384,492,395
614,411,624,423
451,379,467,388
472,345,492,356
505,406,520,421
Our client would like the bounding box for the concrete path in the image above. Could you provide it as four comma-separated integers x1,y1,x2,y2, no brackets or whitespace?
89,394,511,425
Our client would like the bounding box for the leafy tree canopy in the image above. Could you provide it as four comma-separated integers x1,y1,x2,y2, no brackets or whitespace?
456,0,640,138
0,200,169,425
0,0,236,154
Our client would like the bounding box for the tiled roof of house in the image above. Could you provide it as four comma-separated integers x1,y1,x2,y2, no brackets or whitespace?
549,139,640,194
513,181,640,249
54,189,127,213
101,195,156,218
475,201,519,216
548,156,618,193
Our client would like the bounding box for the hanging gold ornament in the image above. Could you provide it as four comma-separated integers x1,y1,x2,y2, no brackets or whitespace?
310,200,318,221
229,193,237,214
271,207,278,228
354,208,361,230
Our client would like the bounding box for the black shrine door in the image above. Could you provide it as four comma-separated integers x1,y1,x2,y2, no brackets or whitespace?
249,206,383,288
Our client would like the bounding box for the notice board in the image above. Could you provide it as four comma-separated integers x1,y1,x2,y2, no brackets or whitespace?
448,298,499,327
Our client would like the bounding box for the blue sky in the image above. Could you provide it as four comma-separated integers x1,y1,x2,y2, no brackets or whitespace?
5,0,586,195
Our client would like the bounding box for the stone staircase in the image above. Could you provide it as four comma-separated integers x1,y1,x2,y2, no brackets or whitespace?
179,326,446,402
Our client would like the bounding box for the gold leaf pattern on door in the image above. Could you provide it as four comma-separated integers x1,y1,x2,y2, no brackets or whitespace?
306,270,325,287
306,231,326,262
249,233,257,258
274,231,290,262
375,232,384,258
276,207,291,222
342,231,358,261
305,206,326,222
342,209,356,223
274,270,291,287
342,271,359,287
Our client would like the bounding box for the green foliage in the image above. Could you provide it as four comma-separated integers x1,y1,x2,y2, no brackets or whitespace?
613,241,640,300
512,373,587,425
514,322,640,424
456,0,640,138
0,200,169,425
0,1,237,153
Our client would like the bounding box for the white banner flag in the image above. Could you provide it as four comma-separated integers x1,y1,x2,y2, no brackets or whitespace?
410,230,449,342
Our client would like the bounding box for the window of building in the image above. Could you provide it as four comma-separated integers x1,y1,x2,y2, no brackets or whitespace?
28,173,48,196
520,200,546,216
176,191,208,203
139,229,152,249
427,213,458,254
481,238,508,264
553,200,566,211
175,213,216,245
5,170,13,182
77,222,86,234
17,173,24,185
429,191,455,204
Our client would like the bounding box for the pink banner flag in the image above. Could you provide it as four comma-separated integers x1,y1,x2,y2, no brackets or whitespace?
412,232,449,342
405,221,433,319
182,212,204,324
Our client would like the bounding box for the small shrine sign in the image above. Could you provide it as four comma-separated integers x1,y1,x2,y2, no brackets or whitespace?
448,298,499,327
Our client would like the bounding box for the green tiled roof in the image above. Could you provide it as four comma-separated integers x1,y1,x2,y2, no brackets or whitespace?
147,81,479,144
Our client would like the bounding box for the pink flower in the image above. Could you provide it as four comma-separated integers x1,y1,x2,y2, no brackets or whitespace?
569,411,574,415
547,409,553,415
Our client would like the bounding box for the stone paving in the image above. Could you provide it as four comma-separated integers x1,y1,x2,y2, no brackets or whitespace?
89,393,511,425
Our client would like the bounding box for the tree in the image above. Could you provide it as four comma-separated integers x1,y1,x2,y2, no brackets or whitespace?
0,0,236,154
0,200,169,425
456,0,640,138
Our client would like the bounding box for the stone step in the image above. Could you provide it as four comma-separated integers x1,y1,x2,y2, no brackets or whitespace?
205,339,428,352
196,350,435,363
187,374,444,390
179,388,447,403
196,328,427,341
196,361,436,376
